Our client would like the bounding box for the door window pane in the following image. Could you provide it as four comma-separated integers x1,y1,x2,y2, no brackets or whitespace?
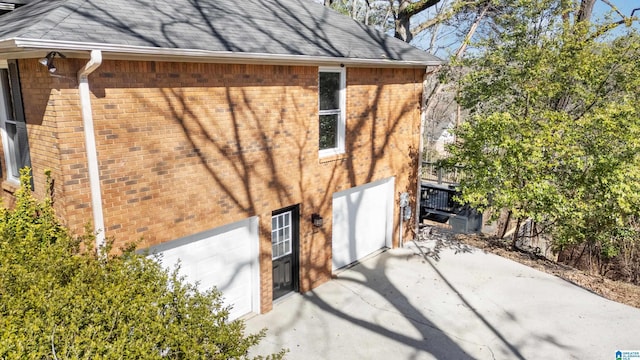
271,211,293,259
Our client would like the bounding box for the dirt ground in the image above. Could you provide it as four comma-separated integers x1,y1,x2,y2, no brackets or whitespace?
418,226,640,309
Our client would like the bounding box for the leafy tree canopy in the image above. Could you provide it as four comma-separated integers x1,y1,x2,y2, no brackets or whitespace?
447,0,640,253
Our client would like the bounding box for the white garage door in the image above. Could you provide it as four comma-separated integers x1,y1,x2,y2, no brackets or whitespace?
149,217,260,321
332,177,394,271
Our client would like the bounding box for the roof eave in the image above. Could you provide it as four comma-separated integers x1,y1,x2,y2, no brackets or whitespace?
0,38,442,68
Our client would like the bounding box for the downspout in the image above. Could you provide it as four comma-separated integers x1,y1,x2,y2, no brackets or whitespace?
77,50,105,251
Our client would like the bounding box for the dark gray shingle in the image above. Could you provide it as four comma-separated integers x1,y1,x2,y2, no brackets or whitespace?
0,0,440,64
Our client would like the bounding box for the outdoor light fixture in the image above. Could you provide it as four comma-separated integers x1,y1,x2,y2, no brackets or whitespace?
38,51,66,73
311,213,323,227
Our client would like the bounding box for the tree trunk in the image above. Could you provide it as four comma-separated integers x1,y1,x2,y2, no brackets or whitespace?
511,217,522,250
577,0,595,22
364,0,371,25
499,210,512,239
395,1,413,42
394,0,441,42
574,242,588,268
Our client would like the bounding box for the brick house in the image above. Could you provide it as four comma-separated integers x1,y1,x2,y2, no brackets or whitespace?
0,0,441,318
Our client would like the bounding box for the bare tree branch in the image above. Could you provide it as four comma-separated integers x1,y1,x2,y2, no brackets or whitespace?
411,6,456,37
399,0,441,17
599,0,625,19
410,0,490,44
424,1,489,115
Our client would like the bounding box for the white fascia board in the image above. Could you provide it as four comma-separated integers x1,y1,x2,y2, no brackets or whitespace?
2,38,443,68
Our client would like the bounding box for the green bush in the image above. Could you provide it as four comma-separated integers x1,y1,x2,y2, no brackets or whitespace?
0,169,284,359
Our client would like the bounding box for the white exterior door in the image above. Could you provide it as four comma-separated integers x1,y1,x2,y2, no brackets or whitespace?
150,217,260,321
332,177,395,271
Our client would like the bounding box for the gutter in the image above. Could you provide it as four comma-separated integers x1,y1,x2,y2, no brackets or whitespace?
0,4,16,11
0,38,443,68
77,50,105,251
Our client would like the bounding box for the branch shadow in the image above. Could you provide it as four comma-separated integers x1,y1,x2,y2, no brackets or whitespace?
23,0,440,350
0,0,433,62
251,246,580,359
411,242,525,359
250,249,478,359
414,226,475,262
410,241,577,359
84,60,432,344
305,255,476,360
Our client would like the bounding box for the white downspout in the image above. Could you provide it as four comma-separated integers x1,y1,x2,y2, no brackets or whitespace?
77,50,104,251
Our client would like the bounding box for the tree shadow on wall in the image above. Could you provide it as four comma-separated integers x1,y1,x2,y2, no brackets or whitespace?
49,0,451,355
84,59,465,357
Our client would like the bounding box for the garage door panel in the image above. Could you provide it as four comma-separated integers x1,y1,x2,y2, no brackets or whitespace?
149,217,259,321
332,178,394,270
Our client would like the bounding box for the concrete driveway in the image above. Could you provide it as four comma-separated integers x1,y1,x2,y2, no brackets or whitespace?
245,238,640,359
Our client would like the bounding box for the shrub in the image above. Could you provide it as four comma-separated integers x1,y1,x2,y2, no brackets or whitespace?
0,169,284,359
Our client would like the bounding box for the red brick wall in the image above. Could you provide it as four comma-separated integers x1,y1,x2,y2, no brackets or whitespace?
12,59,423,313
0,59,87,225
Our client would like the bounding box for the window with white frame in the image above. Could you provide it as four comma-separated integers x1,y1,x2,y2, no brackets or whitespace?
271,211,292,260
318,67,345,156
0,60,31,184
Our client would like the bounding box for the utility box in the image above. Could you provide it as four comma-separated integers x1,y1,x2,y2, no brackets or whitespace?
450,208,483,234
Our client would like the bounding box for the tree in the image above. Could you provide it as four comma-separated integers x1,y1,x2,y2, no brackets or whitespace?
447,0,640,259
0,169,284,359
323,0,448,43
324,0,392,27
393,0,441,42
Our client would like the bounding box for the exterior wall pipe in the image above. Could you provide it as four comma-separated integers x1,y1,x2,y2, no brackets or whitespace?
77,50,105,251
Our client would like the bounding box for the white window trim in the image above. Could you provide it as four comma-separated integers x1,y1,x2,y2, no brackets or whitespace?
271,211,293,260
318,66,346,158
0,64,19,184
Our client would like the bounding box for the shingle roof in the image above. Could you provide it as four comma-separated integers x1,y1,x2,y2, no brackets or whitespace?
0,0,441,66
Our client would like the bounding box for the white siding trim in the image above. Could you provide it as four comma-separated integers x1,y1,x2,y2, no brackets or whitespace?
0,38,442,68
318,66,346,158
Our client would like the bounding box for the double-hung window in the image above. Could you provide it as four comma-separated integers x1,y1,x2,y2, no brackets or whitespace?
318,67,345,157
0,60,31,184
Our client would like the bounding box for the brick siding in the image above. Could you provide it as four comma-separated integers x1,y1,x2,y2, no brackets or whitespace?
8,58,423,313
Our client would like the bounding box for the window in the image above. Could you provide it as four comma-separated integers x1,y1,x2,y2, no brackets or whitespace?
318,67,345,156
271,211,292,260
0,60,31,184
